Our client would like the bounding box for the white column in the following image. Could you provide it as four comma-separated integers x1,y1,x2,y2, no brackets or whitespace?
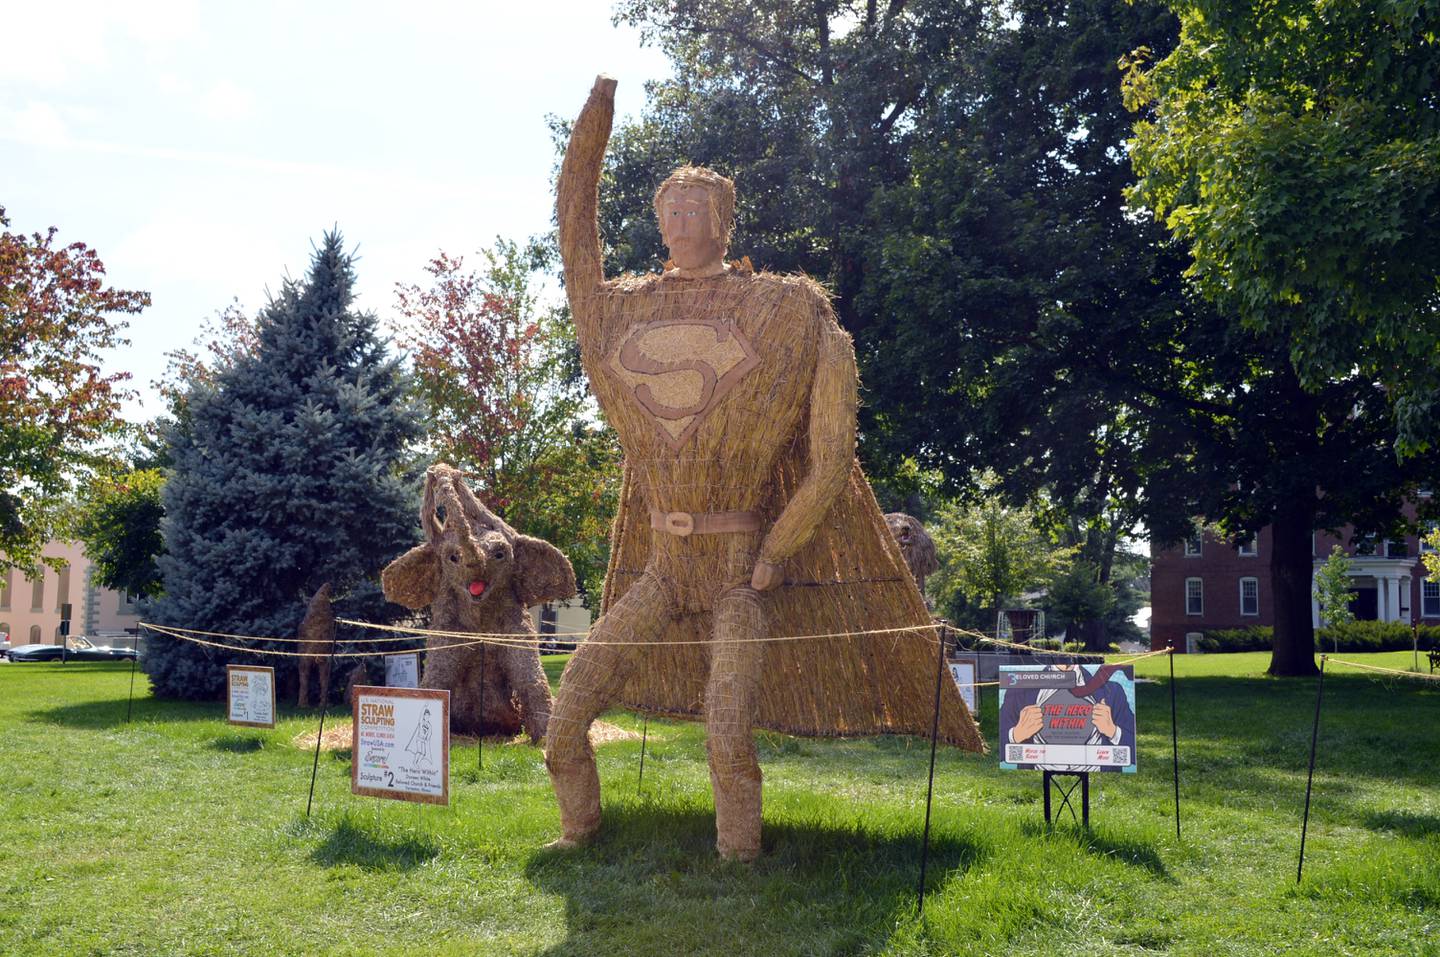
1387,576,1403,623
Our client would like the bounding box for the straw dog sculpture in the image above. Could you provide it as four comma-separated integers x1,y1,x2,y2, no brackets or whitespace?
295,582,336,707
548,76,982,861
382,465,577,742
884,513,940,599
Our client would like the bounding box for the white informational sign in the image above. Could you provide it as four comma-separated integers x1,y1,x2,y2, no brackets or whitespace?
226,664,276,729
351,686,449,805
385,653,419,688
947,656,979,719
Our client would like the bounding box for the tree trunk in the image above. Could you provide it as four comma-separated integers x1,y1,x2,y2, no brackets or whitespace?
1080,519,1120,652
1269,503,1319,676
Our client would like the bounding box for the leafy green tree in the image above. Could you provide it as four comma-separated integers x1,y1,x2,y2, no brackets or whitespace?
1044,559,1118,648
145,233,422,700
74,468,165,598
0,206,149,573
929,493,1073,630
395,240,621,606
1313,546,1355,641
1423,528,1440,580
1124,0,1440,458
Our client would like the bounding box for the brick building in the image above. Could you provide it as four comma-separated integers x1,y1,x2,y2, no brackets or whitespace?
0,541,142,648
1151,514,1440,651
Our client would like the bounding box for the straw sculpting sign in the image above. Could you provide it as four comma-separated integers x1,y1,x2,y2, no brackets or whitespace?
381,465,577,742
548,75,983,862
295,582,336,708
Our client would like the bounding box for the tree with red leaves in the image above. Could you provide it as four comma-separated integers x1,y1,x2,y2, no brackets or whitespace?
0,206,149,573
395,239,620,606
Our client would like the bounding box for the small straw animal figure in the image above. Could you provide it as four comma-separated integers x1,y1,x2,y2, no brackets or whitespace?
547,75,982,862
295,582,336,708
884,513,940,602
382,465,577,743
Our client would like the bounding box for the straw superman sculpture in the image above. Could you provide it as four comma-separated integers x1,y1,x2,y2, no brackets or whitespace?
548,76,983,861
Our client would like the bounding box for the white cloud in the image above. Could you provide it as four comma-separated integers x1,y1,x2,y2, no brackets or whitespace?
199,80,257,123
8,102,71,147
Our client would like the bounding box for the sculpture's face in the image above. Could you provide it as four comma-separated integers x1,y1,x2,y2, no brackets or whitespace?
437,514,516,610
659,185,725,271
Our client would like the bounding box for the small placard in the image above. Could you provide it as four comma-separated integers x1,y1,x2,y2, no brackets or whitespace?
385,653,419,688
226,665,276,728
351,686,449,805
998,664,1136,773
947,655,979,720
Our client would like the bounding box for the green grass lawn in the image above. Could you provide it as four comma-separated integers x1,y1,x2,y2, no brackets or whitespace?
0,651,1435,956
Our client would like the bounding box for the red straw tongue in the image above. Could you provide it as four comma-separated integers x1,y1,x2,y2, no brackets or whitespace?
468,580,487,597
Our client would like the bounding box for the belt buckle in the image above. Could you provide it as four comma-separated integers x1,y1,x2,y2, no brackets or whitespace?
664,511,695,537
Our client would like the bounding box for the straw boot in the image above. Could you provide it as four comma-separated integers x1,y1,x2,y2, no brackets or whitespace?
544,754,603,848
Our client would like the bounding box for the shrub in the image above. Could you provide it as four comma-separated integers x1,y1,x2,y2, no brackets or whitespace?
1199,623,1440,654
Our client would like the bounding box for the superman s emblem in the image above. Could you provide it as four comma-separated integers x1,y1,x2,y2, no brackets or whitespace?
608,319,760,450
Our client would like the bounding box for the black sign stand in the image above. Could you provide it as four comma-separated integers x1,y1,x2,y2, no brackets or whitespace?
1043,770,1090,827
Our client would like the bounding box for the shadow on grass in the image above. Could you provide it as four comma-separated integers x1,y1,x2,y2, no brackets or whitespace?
1018,820,1172,879
208,734,265,753
29,695,218,729
523,801,983,956
310,816,439,872
1362,809,1440,839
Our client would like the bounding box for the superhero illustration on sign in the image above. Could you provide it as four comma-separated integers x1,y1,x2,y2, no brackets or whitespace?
998,664,1136,773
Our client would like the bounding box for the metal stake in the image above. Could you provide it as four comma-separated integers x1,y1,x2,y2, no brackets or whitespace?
305,638,341,818
916,629,946,918
1297,656,1327,883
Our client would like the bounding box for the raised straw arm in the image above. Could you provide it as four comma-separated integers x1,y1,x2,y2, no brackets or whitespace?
557,74,617,354
755,299,859,586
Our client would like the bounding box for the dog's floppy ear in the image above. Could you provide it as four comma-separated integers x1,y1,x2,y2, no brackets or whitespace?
511,535,577,608
381,543,440,610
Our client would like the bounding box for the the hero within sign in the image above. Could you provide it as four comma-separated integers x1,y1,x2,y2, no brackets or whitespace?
226,665,275,729
997,665,1137,772
351,686,449,805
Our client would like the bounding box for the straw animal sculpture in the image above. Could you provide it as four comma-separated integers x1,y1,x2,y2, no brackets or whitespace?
295,582,335,707
884,513,940,598
548,75,982,861
381,464,577,742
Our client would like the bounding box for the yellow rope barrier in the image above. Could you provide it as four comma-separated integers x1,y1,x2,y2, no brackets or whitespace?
139,622,489,658
1322,655,1440,683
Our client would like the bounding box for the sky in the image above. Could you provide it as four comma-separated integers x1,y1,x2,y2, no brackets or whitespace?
2,0,672,421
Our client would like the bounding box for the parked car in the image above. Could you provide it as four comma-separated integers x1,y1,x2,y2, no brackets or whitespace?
4,636,138,662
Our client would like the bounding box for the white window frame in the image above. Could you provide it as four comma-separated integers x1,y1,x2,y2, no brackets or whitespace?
1238,536,1258,557
1185,577,1204,616
1421,524,1438,554
1384,538,1409,559
1239,577,1259,616
1184,535,1202,558
1423,578,1440,618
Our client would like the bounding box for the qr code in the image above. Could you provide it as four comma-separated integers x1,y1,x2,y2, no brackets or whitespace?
1114,747,1130,765
1006,745,1024,763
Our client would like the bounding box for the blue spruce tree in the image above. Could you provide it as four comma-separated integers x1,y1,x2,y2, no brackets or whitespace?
145,232,423,699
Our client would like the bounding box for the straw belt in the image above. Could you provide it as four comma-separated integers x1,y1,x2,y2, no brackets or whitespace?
650,509,763,537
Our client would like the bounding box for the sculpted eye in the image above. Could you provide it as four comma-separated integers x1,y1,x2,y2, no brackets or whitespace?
448,553,460,564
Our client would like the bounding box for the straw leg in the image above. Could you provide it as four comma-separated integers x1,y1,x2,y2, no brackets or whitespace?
706,586,766,862
317,652,333,710
501,641,554,745
297,657,313,709
544,571,665,847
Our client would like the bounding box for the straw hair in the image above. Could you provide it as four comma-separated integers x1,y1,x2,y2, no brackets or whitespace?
295,582,335,707
380,464,575,743
550,76,982,859
654,165,736,247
